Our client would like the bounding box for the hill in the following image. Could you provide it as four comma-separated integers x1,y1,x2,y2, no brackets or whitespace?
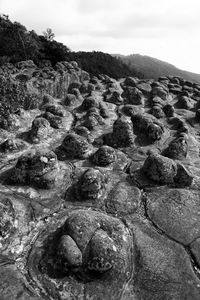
114,53,200,83
0,15,140,80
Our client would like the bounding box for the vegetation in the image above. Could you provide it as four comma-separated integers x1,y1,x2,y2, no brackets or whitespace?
0,15,140,79
115,54,200,83
0,14,70,66
67,51,142,79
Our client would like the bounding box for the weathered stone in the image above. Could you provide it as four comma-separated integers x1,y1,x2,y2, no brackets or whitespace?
0,139,23,152
75,126,93,142
105,117,135,148
152,86,168,100
122,86,144,105
146,188,200,244
57,235,82,267
87,229,116,273
45,104,66,117
151,105,164,118
77,169,107,200
132,113,164,142
174,163,193,187
81,96,99,110
142,153,177,184
64,93,77,106
104,90,123,105
61,133,92,159
163,136,188,159
42,112,63,129
91,146,116,166
177,96,193,110
163,104,175,117
124,76,137,87
10,149,58,188
29,117,51,143
0,197,15,238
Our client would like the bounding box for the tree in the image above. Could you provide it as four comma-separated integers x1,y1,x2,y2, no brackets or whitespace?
43,28,55,41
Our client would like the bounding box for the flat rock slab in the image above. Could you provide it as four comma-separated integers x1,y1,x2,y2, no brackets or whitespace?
129,218,200,300
146,187,200,245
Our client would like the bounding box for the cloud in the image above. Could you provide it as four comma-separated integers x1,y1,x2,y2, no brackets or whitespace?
1,0,200,72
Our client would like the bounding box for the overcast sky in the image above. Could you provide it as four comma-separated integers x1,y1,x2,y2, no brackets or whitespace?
1,0,200,73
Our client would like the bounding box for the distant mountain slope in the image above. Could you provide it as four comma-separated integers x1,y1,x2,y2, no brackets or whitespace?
114,54,200,83
66,51,143,79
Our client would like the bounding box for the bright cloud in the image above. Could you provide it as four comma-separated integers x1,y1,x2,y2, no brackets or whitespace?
1,0,200,73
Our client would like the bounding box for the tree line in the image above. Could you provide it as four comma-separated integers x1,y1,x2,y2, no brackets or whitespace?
0,15,141,79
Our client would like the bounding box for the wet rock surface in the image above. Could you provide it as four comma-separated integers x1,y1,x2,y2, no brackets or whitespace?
1,61,200,299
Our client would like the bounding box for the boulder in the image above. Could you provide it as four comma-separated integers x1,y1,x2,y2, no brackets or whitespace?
142,153,177,184
91,146,116,166
10,149,58,188
61,133,92,159
77,169,107,201
29,117,51,143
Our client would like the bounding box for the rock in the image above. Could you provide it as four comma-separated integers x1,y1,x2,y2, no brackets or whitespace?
99,103,110,118
151,96,165,107
57,235,82,267
121,104,143,117
174,163,193,187
81,96,99,110
124,77,137,87
42,112,63,129
87,83,96,93
71,88,81,97
106,181,141,216
15,73,32,81
163,136,188,160
0,197,15,238
177,96,193,110
10,149,58,188
68,82,82,93
105,117,135,148
29,117,51,143
91,146,116,166
152,86,168,100
104,90,123,105
87,229,116,273
163,104,175,117
42,94,55,106
122,87,144,105
61,133,92,159
83,115,99,130
136,81,152,95
147,122,164,141
142,153,177,184
169,77,180,85
146,188,200,245
57,209,131,284
15,60,36,69
151,105,164,118
75,126,93,142
180,90,190,97
77,169,107,200
80,70,90,82
158,76,169,84
196,109,200,121
64,93,77,106
0,139,23,152
132,113,164,142
132,218,200,300
45,104,66,117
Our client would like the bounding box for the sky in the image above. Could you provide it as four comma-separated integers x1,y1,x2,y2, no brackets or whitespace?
1,0,200,73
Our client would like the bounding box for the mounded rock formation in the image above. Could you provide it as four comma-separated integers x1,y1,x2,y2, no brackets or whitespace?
1,60,200,300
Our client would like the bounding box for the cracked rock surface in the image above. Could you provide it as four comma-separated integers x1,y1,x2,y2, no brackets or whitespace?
1,61,200,299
